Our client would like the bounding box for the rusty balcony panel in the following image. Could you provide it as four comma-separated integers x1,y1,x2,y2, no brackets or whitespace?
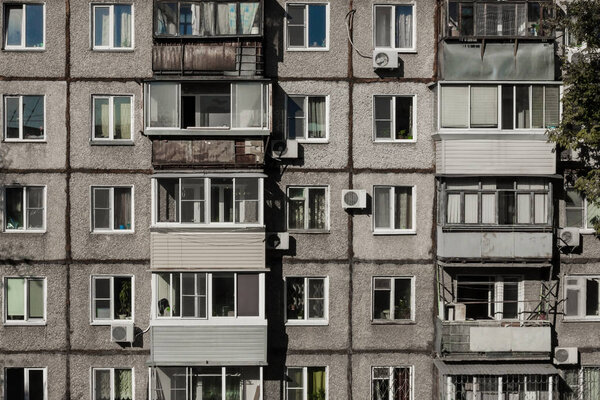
152,139,265,168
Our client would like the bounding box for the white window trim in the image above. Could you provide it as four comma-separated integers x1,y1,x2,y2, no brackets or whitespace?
284,276,329,325
370,366,414,400
563,275,600,321
90,275,135,325
285,3,330,51
372,185,416,235
3,277,47,325
152,177,264,228
437,82,562,132
151,272,266,322
3,3,46,51
371,276,415,323
90,186,135,233
91,367,135,400
285,366,328,400
455,274,525,321
372,95,417,143
286,185,330,232
4,367,48,400
372,4,417,53
91,4,135,51
285,94,329,143
3,185,47,233
565,189,597,234
3,95,46,142
91,95,134,142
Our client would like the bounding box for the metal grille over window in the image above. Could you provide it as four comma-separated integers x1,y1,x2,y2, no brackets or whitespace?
372,367,411,400
446,374,555,399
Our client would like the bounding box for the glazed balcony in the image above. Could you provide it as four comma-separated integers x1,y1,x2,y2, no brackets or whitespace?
152,139,264,168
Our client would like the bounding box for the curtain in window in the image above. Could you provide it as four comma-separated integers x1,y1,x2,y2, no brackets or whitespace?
375,188,391,228
394,187,412,229
115,6,132,47
464,194,478,223
584,368,600,400
545,86,560,128
470,86,498,128
288,189,305,230
95,99,110,138
375,7,392,47
534,193,548,224
235,178,259,224
149,83,179,128
531,86,544,128
240,3,260,34
286,278,305,319
5,6,23,46
99,8,110,46
395,6,413,48
308,97,326,138
156,3,177,35
28,279,44,319
308,189,326,229
232,83,261,128
115,369,132,400
201,3,216,36
517,193,531,223
190,4,201,35
446,193,461,223
7,278,25,320
95,370,111,400
26,187,44,229
217,3,237,35
482,193,495,224
307,368,326,399
114,188,131,230
441,86,469,128
114,97,131,140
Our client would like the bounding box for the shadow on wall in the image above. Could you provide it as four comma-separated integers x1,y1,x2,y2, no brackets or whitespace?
264,0,285,77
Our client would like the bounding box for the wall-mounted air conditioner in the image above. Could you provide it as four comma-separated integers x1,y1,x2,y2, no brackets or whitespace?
554,347,578,365
266,232,290,250
373,50,398,69
559,228,581,247
341,190,367,209
271,140,298,159
111,323,134,343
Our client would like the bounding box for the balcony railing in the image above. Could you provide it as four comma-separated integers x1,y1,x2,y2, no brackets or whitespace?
152,139,264,168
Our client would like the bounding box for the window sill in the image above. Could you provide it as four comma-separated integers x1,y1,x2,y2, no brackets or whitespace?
296,139,329,144
91,48,135,53
373,47,417,54
90,140,135,146
4,321,47,326
286,320,329,326
442,225,552,233
3,139,46,143
373,139,417,144
3,229,46,234
286,47,329,52
372,320,416,325
373,230,416,235
288,229,330,234
91,230,135,235
3,48,46,52
562,318,600,323
90,320,133,326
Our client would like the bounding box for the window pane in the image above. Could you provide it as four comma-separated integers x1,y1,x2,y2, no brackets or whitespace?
566,189,584,228
233,82,261,128
94,98,110,139
240,3,261,34
114,277,132,319
149,83,179,128
287,96,305,140
308,278,325,319
534,193,548,224
587,201,600,229
26,186,44,229
470,86,498,128
157,273,171,317
307,367,326,399
115,369,132,400
308,188,326,229
460,4,474,35
374,187,391,229
288,198,305,230
446,193,461,223
156,2,177,35
545,85,560,128
308,5,326,48
191,83,231,128
114,5,132,48
5,97,20,139
211,178,233,223
157,179,179,223
375,6,392,47
503,279,519,318
6,6,23,46
394,279,411,319
464,194,478,223
181,178,205,223
237,274,260,317
517,193,531,224
395,97,413,140
287,367,304,389
498,192,516,224
374,97,392,139
235,178,259,224
566,287,580,317
441,86,468,128
586,279,600,317
94,7,110,47
531,85,544,128
286,277,305,320
516,85,530,128
374,284,391,320
6,368,25,400
6,278,25,320
29,369,45,400
6,187,24,229
95,278,111,319
94,188,111,229
395,5,413,48
22,96,44,139
25,4,44,48
113,188,132,230
113,97,131,139
212,273,235,316
501,85,514,130
308,97,326,139
95,369,112,400
394,187,412,230
28,279,44,319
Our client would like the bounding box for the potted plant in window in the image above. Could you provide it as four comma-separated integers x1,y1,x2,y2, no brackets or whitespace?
117,281,131,319
395,299,411,320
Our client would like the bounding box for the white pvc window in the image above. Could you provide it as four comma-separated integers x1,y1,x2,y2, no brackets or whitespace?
286,95,328,141
564,276,600,320
373,95,415,141
4,186,46,231
91,187,134,232
372,277,415,321
373,186,415,233
565,188,600,232
285,277,328,324
92,96,133,141
373,4,415,50
4,277,46,324
371,367,412,400
4,95,45,141
286,3,329,50
287,186,329,231
4,4,45,49
286,367,328,400
92,368,134,400
92,4,134,49
5,368,47,400
91,276,134,323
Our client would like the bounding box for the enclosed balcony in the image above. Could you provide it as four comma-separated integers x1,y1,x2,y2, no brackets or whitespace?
152,139,264,168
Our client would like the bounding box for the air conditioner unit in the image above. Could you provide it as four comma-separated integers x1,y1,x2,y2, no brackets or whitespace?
559,228,581,247
554,347,578,365
560,148,580,162
373,50,399,69
266,232,289,250
271,140,298,159
111,323,134,343
341,190,367,209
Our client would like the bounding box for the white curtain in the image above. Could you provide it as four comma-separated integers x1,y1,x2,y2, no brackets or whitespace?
395,6,413,48
95,370,111,400
119,8,132,47
7,278,24,319
232,83,261,128
114,97,131,140
375,7,391,47
94,98,109,138
482,194,496,223
441,86,469,128
191,4,201,35
240,3,260,34
308,97,326,138
217,3,237,35
375,188,391,229
470,86,498,128
115,369,132,400
447,194,461,223
534,193,548,224
201,3,216,36
464,194,478,223
517,193,531,223
544,86,560,128
395,187,412,229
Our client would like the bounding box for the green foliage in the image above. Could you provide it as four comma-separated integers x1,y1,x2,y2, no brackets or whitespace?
548,0,600,231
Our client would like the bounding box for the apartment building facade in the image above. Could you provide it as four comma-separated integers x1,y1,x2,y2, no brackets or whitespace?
0,0,597,400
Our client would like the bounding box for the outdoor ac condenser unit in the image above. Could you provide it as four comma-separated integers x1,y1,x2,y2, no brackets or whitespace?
559,228,581,247
111,323,134,343
341,190,367,209
373,50,399,69
266,232,290,250
554,347,578,365
271,140,298,159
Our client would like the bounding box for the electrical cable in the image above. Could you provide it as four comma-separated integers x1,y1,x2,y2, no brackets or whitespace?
345,9,371,59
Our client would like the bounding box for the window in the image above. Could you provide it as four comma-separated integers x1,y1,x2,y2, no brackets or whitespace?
154,177,262,226
372,277,414,322
155,272,261,319
455,275,522,320
91,187,133,232
4,95,45,141
91,276,133,323
92,4,133,49
92,368,133,400
373,186,415,233
92,96,132,141
564,276,600,320
447,375,552,399
287,96,328,141
285,277,327,324
4,277,45,323
287,186,328,231
444,178,550,226
564,367,600,400
372,367,412,400
286,3,328,49
4,4,44,49
566,189,600,231
373,96,415,141
286,367,327,400
374,5,415,50
4,186,45,231
147,82,270,131
155,1,262,37
440,84,560,130
151,367,262,400
5,368,46,400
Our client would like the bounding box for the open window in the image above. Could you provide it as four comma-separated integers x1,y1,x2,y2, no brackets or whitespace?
6,368,46,400
455,275,523,320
